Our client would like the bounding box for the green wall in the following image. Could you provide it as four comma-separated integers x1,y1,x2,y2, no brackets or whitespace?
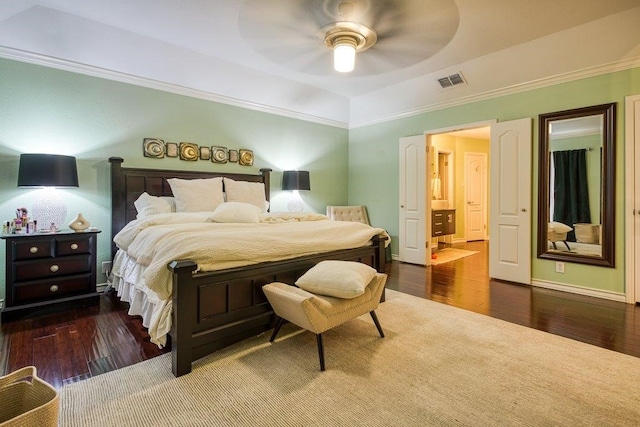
349,67,640,294
0,58,349,295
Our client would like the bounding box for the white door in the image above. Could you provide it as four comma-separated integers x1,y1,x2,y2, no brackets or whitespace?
489,118,532,284
625,94,640,303
399,135,430,265
465,152,487,241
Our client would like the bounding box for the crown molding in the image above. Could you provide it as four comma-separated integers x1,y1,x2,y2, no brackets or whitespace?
0,46,350,130
2,45,638,131
349,56,640,129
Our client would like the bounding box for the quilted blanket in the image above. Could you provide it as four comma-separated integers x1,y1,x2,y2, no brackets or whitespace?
114,213,387,301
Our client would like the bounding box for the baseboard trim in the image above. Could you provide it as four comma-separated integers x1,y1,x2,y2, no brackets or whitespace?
97,282,109,294
530,279,626,303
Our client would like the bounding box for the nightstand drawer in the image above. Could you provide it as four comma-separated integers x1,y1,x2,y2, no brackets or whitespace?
56,235,93,256
12,239,54,261
13,274,93,304
13,255,92,282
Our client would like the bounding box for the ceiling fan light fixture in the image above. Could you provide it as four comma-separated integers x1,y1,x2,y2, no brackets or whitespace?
333,36,357,73
322,22,377,73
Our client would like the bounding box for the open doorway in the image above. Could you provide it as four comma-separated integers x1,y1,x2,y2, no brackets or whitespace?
398,122,492,266
429,126,490,253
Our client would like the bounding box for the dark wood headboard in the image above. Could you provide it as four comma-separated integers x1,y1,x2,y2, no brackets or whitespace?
108,157,272,258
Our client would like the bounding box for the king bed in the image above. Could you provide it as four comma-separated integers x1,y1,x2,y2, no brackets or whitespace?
108,157,387,376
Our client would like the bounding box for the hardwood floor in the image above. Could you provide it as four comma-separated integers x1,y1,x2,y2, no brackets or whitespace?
385,241,640,358
0,292,168,390
2,239,639,389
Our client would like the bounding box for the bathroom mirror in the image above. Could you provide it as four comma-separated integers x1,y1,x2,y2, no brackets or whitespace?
537,103,616,267
431,146,453,210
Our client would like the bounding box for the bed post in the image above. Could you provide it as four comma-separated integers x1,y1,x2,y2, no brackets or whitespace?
109,157,124,259
260,168,272,206
372,234,387,273
169,260,199,377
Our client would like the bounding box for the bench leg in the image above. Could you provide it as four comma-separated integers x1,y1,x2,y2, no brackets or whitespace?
370,310,385,338
270,317,285,342
316,333,325,371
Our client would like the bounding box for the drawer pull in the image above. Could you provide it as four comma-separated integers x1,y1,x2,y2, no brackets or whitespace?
70,243,79,250
29,246,38,254
50,285,59,293
50,264,59,273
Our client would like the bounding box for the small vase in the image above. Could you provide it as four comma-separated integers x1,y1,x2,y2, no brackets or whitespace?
69,213,90,232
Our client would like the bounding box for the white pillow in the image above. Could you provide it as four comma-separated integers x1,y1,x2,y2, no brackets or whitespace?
224,178,268,212
160,196,176,213
134,192,173,219
295,260,377,299
168,177,224,212
549,222,573,233
210,202,261,223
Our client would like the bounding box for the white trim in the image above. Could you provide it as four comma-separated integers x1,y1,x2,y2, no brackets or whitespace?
97,282,108,293
424,120,497,137
2,45,638,131
351,57,640,129
625,94,640,304
531,279,626,303
0,46,349,129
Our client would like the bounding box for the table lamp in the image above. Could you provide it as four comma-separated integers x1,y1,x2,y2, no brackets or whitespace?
282,170,310,212
17,154,79,231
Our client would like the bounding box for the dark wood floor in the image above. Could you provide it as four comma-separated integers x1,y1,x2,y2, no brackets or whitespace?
2,240,639,389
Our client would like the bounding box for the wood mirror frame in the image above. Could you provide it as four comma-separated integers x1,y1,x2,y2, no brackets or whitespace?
537,103,616,267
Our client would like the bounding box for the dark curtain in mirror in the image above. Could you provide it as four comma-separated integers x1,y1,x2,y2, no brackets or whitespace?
552,149,590,242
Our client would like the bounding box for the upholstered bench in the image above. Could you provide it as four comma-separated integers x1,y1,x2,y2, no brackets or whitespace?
262,260,387,371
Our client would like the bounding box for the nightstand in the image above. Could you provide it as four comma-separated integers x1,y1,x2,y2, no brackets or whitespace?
2,230,101,321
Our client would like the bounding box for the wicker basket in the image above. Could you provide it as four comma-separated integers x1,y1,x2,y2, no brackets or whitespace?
0,366,58,427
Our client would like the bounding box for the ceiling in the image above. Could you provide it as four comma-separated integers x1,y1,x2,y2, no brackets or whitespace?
0,1,639,128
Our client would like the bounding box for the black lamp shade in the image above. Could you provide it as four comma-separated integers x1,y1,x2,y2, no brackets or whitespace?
17,154,79,187
282,170,310,191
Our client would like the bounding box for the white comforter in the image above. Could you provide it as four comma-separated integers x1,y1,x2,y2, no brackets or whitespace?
111,213,387,345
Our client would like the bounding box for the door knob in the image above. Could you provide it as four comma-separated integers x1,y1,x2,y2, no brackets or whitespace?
521,208,526,212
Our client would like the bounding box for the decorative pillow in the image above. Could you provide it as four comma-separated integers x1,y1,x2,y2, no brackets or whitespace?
134,192,174,219
549,222,573,233
295,260,377,299
167,177,224,212
210,202,262,223
224,178,268,212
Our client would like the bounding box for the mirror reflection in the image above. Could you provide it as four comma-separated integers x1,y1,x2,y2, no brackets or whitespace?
537,103,616,267
547,115,602,257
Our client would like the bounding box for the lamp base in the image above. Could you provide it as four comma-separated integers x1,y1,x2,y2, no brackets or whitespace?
287,192,304,212
31,188,67,231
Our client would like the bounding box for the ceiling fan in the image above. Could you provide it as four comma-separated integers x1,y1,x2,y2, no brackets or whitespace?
237,0,460,76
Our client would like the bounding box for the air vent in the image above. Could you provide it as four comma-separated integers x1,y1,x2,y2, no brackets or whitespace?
437,72,467,89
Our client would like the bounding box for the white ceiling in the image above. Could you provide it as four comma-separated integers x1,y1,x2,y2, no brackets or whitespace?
1,0,639,128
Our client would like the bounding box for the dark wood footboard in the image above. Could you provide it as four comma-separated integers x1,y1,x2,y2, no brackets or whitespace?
168,235,386,377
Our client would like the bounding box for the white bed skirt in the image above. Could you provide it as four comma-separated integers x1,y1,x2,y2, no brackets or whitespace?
108,250,171,347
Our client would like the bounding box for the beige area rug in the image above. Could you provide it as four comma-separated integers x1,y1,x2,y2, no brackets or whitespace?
430,248,479,265
60,290,640,426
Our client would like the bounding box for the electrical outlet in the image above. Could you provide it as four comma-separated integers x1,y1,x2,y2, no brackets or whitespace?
555,262,565,274
101,261,112,274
